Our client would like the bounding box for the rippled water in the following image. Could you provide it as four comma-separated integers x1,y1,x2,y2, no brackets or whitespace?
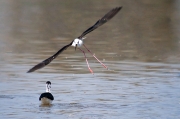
0,0,180,119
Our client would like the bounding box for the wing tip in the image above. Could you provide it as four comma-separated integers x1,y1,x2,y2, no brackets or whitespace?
115,6,123,11
27,68,35,73
27,70,32,73
27,62,45,73
117,6,123,9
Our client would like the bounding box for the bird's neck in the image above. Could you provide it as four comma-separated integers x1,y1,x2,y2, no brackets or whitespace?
46,84,51,92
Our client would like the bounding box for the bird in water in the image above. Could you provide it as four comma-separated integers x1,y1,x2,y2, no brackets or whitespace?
27,7,122,74
39,81,54,105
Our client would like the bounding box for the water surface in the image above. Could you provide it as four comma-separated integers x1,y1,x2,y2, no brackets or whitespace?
0,0,180,119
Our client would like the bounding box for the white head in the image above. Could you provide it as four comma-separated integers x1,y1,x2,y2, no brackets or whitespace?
71,38,84,47
46,81,51,92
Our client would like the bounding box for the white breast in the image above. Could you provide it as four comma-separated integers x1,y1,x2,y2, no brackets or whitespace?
71,38,83,47
40,97,52,105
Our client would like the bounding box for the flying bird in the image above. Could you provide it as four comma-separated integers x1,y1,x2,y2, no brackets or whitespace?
27,6,122,74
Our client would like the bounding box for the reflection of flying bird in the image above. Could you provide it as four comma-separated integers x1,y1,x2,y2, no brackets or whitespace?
39,81,54,105
27,7,122,74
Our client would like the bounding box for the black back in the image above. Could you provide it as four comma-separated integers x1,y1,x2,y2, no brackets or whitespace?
39,92,54,101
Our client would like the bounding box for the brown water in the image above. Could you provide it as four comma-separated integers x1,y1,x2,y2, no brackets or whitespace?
0,0,180,119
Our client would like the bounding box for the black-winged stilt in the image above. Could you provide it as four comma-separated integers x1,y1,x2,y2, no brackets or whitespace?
27,7,122,74
39,81,54,105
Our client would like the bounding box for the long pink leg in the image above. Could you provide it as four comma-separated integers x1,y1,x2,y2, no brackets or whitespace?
78,48,94,74
83,44,108,69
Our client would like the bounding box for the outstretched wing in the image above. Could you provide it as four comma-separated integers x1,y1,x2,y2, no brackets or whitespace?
27,41,73,73
78,6,122,39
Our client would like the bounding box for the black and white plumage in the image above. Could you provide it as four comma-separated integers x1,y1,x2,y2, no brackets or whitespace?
27,7,122,74
39,81,54,105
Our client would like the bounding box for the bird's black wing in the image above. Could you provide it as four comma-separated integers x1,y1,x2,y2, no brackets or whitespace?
27,41,73,73
78,6,122,39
